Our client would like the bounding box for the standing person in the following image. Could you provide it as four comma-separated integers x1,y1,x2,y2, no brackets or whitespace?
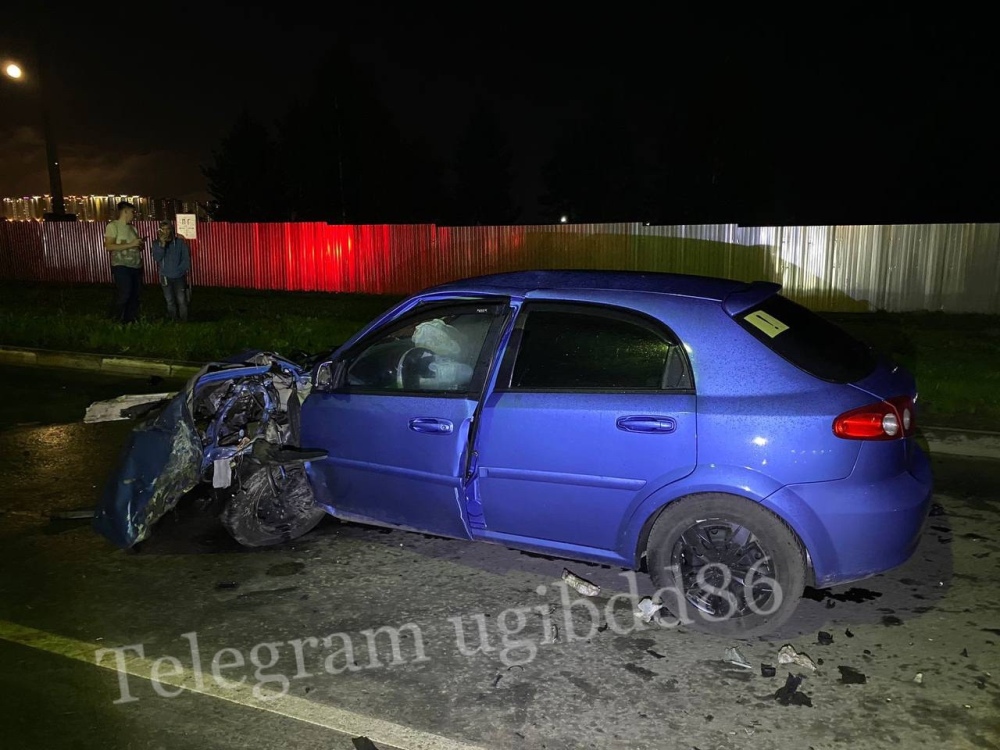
151,219,191,321
104,201,144,323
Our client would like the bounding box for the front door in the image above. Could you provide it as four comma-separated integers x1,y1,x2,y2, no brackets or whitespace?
301,299,509,539
473,301,698,554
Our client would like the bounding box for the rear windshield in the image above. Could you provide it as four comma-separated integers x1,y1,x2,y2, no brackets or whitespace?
735,295,876,383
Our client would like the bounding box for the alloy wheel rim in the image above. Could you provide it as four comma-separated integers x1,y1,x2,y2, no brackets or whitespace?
669,519,777,620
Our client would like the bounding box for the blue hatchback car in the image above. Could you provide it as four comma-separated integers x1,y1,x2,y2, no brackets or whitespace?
95,270,934,636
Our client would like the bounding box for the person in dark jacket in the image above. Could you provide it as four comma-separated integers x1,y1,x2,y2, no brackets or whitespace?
151,220,192,321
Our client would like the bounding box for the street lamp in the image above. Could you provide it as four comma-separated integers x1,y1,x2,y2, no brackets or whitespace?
3,57,74,221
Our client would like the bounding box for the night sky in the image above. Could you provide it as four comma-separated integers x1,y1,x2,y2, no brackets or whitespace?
2,4,998,225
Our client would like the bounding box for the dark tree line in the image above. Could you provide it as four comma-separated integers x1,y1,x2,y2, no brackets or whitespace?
202,28,1000,228
203,47,513,225
203,46,741,225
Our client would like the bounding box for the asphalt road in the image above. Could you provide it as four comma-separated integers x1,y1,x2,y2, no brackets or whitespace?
0,363,998,750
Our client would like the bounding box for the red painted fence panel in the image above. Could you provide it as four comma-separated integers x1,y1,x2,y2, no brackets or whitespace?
0,220,441,295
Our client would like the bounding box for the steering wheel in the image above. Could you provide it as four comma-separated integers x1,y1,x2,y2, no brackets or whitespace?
396,347,436,390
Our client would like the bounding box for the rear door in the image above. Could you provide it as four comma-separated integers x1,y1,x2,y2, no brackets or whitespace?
472,301,698,553
301,299,509,539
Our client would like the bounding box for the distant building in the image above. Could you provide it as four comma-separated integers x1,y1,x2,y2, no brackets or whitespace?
1,195,212,222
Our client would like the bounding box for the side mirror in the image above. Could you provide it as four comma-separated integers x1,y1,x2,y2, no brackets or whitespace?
315,360,345,390
315,361,334,389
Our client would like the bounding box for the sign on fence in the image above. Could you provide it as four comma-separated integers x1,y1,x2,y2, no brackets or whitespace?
176,214,197,240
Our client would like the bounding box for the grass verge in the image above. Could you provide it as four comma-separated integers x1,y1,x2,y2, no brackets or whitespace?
0,283,402,363
1,282,997,429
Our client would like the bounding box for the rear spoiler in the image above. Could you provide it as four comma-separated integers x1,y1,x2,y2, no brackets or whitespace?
722,281,782,317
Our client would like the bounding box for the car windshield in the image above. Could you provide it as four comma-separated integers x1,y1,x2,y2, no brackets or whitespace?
736,294,877,383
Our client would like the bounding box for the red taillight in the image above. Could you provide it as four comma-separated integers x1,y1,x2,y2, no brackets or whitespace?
833,396,916,440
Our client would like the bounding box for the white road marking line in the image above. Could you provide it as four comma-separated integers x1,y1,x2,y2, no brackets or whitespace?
0,620,486,750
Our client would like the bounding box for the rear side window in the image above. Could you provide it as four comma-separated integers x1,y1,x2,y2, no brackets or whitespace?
736,295,876,383
505,305,692,391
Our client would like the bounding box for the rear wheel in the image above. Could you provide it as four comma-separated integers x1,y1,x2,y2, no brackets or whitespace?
220,463,326,547
646,493,806,637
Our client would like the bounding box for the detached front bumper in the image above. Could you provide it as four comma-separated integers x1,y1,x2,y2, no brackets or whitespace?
93,377,204,548
763,440,934,588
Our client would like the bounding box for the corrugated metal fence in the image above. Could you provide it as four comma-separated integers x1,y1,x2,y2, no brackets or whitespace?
1,220,998,312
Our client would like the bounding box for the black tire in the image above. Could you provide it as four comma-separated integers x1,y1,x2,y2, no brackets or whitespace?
220,463,326,547
645,493,807,638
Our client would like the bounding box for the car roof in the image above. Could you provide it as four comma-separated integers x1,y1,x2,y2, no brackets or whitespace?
425,269,763,301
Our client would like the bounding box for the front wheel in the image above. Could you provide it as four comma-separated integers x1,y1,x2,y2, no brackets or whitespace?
220,463,326,547
645,494,807,638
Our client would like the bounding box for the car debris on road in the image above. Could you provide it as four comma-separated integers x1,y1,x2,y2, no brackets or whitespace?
84,392,177,423
562,568,600,597
837,665,868,684
634,597,665,623
773,673,812,707
723,646,753,670
50,509,95,520
777,644,818,672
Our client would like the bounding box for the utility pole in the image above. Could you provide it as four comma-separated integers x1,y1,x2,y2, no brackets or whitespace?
35,33,73,221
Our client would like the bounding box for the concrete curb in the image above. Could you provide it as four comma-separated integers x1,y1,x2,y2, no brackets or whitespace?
0,345,201,379
921,427,1000,460
2,344,999,460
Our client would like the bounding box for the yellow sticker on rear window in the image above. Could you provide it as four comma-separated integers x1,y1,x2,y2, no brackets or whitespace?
744,310,789,338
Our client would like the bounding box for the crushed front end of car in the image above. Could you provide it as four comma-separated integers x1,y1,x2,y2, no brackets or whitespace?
92,351,328,549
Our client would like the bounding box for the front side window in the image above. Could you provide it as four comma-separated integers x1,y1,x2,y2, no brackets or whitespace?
505,305,691,391
345,304,499,394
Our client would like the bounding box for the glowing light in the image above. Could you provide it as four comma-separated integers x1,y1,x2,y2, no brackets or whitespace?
559,215,568,223
4,63,22,79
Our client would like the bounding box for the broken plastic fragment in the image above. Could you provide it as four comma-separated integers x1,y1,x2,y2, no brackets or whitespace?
913,672,923,685
84,393,176,423
777,644,818,672
634,597,664,623
213,458,232,489
50,509,95,520
562,569,600,597
723,647,753,670
761,664,776,678
838,665,867,684
773,673,812,707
